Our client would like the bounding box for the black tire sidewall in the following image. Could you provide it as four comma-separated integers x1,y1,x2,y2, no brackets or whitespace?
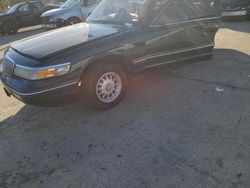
4,22,17,35
83,64,127,110
67,17,81,25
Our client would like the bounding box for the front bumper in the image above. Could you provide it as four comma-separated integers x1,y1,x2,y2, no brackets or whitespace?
41,17,66,29
222,10,247,17
0,47,84,106
1,78,80,106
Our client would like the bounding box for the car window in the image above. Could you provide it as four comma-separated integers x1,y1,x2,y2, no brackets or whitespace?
6,4,20,13
87,0,147,25
18,4,30,12
85,0,100,6
190,0,218,17
149,0,168,21
61,0,81,8
152,0,216,26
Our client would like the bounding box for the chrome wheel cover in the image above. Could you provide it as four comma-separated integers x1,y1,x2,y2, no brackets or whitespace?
96,72,122,103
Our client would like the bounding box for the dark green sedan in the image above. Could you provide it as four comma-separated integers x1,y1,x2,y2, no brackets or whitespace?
0,0,221,109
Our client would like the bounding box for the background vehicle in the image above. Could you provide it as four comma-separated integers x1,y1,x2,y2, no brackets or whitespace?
247,1,250,19
41,0,100,29
0,0,221,110
221,0,250,20
0,1,58,35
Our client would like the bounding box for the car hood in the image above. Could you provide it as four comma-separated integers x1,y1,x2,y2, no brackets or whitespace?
0,12,12,18
41,8,66,17
11,23,120,60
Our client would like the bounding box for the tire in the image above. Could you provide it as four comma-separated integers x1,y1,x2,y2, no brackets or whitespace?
82,63,127,110
3,21,17,35
66,17,81,25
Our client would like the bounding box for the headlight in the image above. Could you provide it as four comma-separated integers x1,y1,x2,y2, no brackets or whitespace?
14,63,71,80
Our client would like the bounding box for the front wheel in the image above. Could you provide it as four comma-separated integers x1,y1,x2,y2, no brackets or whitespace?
82,64,127,110
66,17,81,25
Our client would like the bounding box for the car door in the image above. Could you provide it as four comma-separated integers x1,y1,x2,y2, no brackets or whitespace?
17,3,34,27
186,0,220,48
138,0,219,69
30,2,45,24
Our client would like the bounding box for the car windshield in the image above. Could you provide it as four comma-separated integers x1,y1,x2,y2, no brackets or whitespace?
6,4,20,13
61,0,81,8
87,0,148,25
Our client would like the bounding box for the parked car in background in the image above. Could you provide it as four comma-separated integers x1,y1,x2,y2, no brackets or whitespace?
247,1,250,19
41,0,100,29
221,0,250,20
0,1,58,35
0,0,221,110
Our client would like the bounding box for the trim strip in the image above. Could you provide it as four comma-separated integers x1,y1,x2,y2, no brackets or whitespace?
133,44,214,64
136,52,212,72
151,16,221,28
221,11,247,17
3,81,79,96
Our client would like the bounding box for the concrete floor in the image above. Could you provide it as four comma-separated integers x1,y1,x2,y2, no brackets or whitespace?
0,21,250,188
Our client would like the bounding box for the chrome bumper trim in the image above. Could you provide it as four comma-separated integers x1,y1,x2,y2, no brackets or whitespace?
222,10,247,17
3,81,79,97
133,44,214,64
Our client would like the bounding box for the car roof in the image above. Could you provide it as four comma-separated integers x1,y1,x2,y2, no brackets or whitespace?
15,2,25,6
29,1,43,3
12,1,42,8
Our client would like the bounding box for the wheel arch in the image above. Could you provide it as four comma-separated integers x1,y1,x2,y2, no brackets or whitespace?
80,54,134,80
67,16,82,23
3,19,14,27
3,19,18,34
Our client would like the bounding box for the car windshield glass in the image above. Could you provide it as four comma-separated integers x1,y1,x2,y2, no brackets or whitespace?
6,4,19,13
61,0,81,8
87,0,148,25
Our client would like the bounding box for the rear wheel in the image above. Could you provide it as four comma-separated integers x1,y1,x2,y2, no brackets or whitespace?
3,21,17,35
82,63,127,110
66,17,81,25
